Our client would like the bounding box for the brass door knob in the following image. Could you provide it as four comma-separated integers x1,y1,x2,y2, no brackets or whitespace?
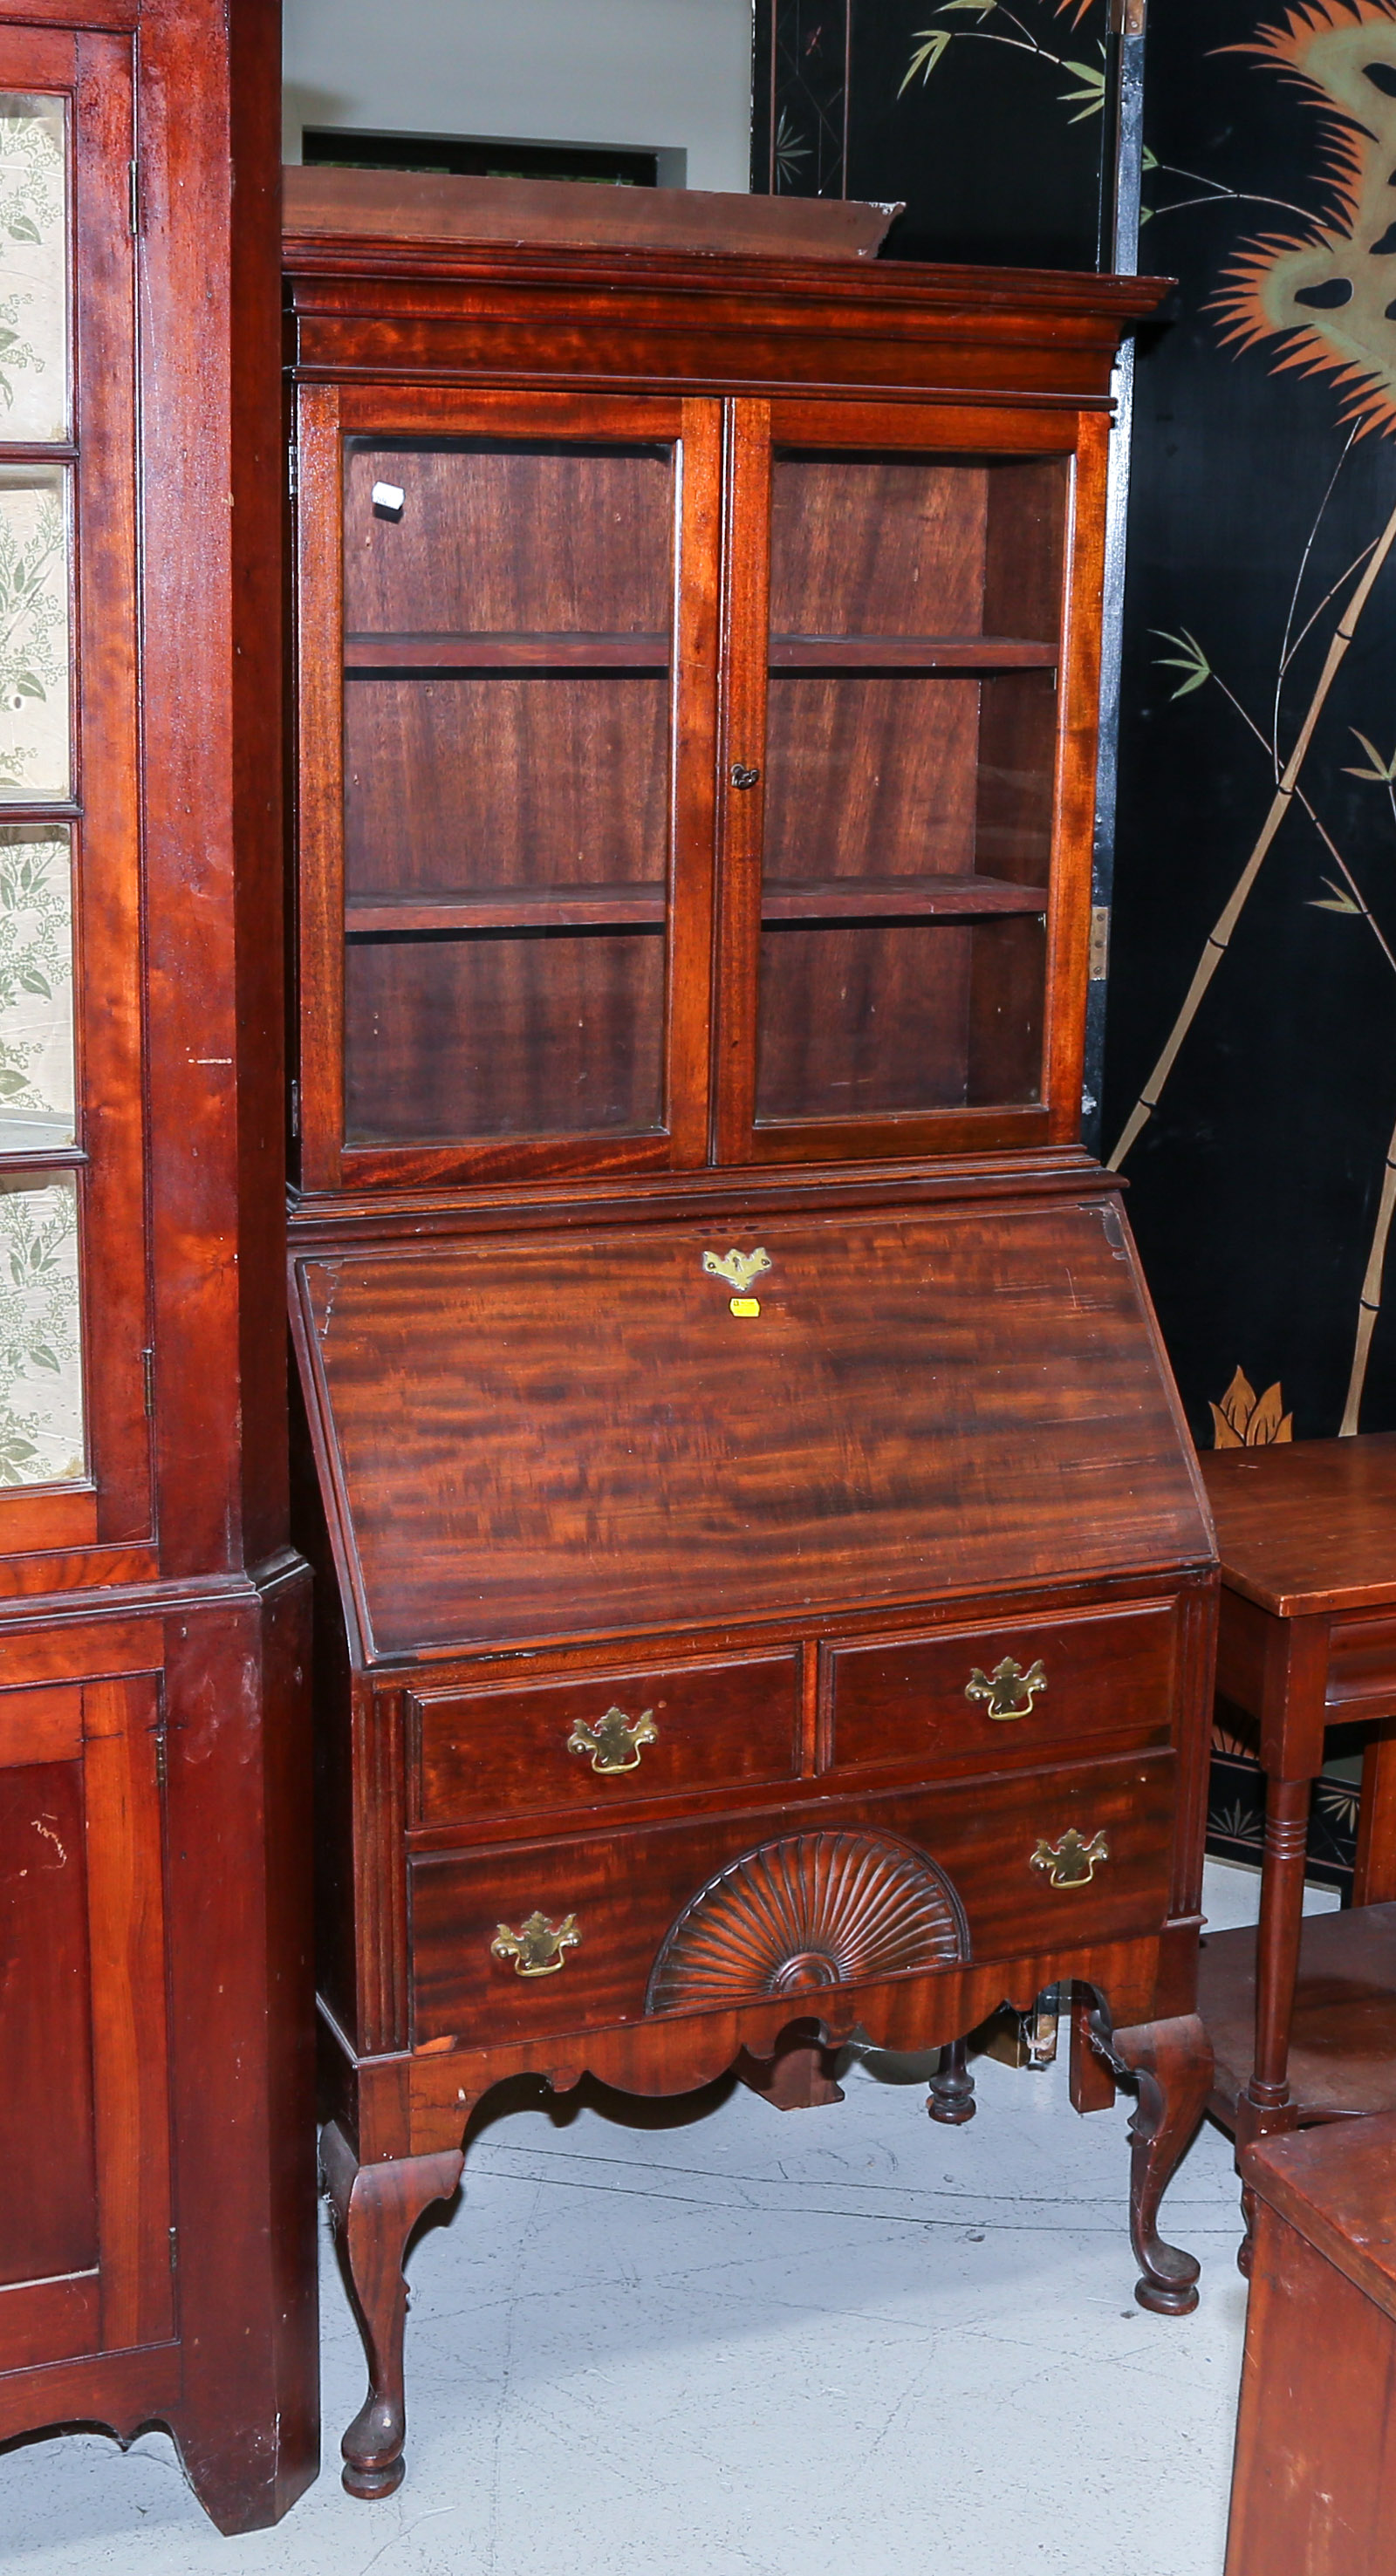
1030,1829,1109,1889
490,1911,580,1977
966,1656,1048,1719
567,1705,657,1774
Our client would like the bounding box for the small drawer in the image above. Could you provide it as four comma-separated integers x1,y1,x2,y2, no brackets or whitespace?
826,1602,1178,1775
409,1752,1176,2047
412,1650,800,1828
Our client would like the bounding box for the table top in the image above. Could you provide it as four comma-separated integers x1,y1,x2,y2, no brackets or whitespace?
1200,1434,1396,1618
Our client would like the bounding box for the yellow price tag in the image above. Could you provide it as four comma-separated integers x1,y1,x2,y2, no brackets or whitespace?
729,1295,761,1318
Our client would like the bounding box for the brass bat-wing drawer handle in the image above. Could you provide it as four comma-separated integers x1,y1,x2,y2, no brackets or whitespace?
966,1655,1048,1719
1030,1828,1109,1889
567,1705,658,1775
490,1911,580,1977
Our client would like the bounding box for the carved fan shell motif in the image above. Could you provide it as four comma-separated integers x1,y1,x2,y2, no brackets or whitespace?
645,1829,969,2016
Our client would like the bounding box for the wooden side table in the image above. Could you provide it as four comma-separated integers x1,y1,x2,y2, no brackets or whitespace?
1196,1437,1396,2248
1225,2111,1396,2575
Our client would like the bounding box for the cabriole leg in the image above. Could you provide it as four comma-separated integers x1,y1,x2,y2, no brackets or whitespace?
1109,2012,1214,2316
321,2120,464,2500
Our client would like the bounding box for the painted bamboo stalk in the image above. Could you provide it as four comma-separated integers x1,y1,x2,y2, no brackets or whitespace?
1107,493,1396,1170
1341,1112,1396,1434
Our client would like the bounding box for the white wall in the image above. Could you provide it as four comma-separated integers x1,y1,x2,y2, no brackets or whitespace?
283,0,755,195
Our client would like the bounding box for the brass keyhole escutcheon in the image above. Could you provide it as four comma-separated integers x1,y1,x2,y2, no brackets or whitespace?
966,1656,1048,1720
1030,1828,1109,1889
490,1911,581,1977
702,1246,771,1315
567,1705,658,1775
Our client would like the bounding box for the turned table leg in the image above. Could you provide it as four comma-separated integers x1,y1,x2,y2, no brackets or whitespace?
321,2120,464,2500
1232,1773,1312,2270
1111,2013,1214,2315
927,2036,976,2126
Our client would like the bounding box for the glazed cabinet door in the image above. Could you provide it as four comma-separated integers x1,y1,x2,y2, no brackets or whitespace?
0,31,149,1572
0,1665,173,2375
714,398,1107,1166
295,386,722,1191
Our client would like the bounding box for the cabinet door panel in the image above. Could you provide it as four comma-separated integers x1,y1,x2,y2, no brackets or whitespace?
298,386,722,1187
715,400,1092,1167
0,25,150,1557
0,1672,172,2374
0,1746,97,2286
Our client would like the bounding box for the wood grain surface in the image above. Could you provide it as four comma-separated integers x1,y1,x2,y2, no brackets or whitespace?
410,1752,1176,2045
414,1649,801,1828
296,1199,1211,1659
1202,1434,1396,1615
284,165,901,263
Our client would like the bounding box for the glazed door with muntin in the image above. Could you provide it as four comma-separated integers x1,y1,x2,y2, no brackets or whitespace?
714,397,1101,1169
295,385,722,1192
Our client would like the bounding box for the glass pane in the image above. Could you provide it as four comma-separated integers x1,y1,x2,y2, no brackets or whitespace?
0,822,72,1148
0,96,68,444
756,448,1066,1127
345,927,664,1144
0,462,69,800
341,439,674,1144
0,1170,83,1485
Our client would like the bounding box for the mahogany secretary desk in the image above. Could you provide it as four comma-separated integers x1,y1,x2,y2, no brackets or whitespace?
284,170,1218,2501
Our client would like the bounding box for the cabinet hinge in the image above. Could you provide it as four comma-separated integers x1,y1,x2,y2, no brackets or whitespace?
289,1078,300,1139
168,2224,178,2271
288,443,298,502
1089,905,1111,981
154,1727,168,1791
128,158,141,236
141,1347,154,1417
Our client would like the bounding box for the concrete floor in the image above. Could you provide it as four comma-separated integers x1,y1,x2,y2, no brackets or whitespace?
0,1860,1338,2576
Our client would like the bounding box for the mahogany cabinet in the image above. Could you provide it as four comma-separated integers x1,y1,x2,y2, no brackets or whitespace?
284,172,1218,2501
0,0,317,2533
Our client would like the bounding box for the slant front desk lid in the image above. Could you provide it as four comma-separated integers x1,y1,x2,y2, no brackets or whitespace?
291,1200,1214,1664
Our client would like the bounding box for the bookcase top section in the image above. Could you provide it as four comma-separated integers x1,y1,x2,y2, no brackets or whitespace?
292,1198,1213,1664
283,167,902,264
283,165,1168,347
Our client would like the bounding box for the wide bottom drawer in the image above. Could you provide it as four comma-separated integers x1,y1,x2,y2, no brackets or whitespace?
410,1753,1175,2046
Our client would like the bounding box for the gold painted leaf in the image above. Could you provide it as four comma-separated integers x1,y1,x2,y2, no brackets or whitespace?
1210,1401,1245,1448
1311,877,1362,912
1246,1380,1294,1445
1216,1364,1258,1438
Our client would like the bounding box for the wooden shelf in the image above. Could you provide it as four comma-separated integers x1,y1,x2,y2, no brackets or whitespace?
769,634,1057,673
344,632,670,671
345,875,1048,939
762,876,1048,921
346,885,667,933
340,632,1056,675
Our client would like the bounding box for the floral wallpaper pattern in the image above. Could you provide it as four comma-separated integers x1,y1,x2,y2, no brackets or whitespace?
0,1174,83,1485
0,823,72,1151
0,90,80,1489
0,97,66,444
0,466,69,802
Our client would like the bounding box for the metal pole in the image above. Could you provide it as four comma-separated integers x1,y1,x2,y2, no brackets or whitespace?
1083,0,1146,1154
